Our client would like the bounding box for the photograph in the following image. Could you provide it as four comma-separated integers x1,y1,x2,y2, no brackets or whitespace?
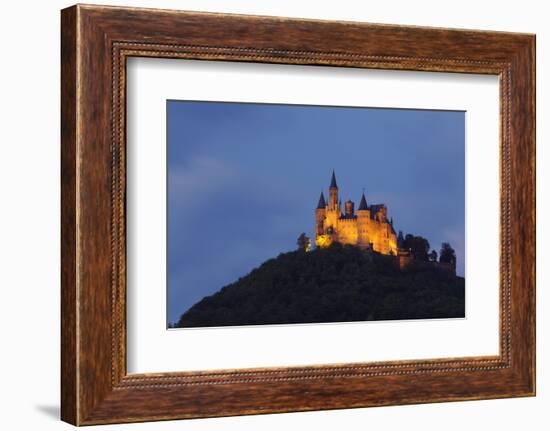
167,100,466,328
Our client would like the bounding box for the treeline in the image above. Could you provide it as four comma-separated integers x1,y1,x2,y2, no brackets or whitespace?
175,243,464,328
398,232,457,266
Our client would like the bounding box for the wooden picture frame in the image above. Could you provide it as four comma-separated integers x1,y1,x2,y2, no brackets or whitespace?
61,4,535,425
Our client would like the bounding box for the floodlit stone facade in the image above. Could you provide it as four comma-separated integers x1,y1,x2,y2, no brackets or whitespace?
315,171,398,255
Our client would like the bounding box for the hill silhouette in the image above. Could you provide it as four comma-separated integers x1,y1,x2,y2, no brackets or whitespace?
174,243,465,328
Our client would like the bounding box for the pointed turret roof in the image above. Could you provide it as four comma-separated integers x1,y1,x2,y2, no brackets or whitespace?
358,192,368,210
329,170,338,189
316,192,326,209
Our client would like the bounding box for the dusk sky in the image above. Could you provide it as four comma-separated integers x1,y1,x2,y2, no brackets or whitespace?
167,101,465,324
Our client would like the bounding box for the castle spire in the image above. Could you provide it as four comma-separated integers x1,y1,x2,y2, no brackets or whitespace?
328,170,339,210
358,192,368,210
316,191,326,209
329,170,338,189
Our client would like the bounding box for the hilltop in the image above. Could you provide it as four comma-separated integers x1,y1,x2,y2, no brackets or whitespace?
174,243,465,328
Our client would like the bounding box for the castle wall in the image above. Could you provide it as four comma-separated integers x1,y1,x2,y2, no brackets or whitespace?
335,218,358,245
314,173,397,255
324,209,339,230
355,210,367,243
315,208,397,255
370,222,397,255
315,208,326,236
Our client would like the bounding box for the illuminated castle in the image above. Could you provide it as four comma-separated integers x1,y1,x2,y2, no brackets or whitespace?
315,171,398,255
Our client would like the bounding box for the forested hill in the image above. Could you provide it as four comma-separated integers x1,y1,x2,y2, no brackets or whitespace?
175,243,464,328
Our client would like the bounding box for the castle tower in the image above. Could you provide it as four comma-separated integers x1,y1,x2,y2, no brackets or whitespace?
329,170,338,210
344,199,355,217
315,192,326,236
323,171,340,234
357,191,370,248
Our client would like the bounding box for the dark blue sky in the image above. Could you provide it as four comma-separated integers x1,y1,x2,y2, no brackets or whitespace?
167,101,465,324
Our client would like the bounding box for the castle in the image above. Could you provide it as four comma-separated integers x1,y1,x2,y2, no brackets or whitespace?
315,171,398,255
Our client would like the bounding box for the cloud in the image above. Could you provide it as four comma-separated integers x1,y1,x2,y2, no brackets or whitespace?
168,156,239,211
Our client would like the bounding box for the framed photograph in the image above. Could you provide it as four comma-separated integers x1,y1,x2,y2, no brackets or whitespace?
61,4,535,425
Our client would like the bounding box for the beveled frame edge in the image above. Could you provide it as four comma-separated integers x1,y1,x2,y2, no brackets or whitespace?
61,4,535,426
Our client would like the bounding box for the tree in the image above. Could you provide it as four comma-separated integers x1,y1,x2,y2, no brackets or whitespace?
429,250,438,262
403,234,430,261
397,230,405,248
439,243,456,266
296,232,311,252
